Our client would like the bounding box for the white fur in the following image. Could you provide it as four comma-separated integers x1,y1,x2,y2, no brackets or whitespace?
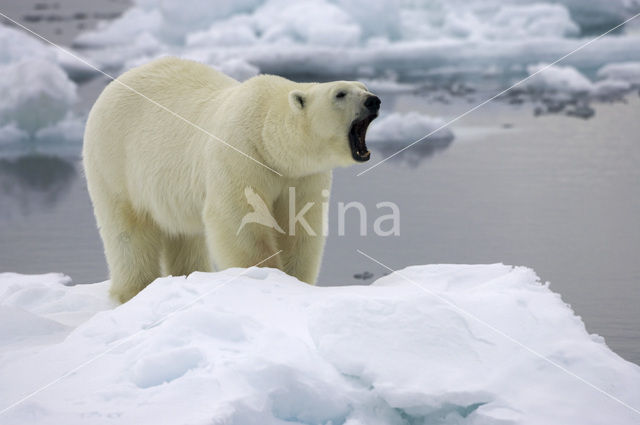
83,57,374,303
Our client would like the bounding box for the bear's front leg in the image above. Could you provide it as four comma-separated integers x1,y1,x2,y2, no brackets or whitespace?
203,194,283,273
275,173,331,284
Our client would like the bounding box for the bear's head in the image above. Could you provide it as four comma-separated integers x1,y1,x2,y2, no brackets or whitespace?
262,79,380,177
289,81,380,166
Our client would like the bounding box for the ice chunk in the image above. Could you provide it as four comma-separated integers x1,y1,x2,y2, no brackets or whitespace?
34,113,85,144
253,0,362,47
1,266,638,424
368,111,454,145
76,0,262,47
186,16,259,47
592,78,632,98
0,59,77,136
0,26,80,144
71,0,640,93
74,8,163,47
366,112,455,164
597,62,640,85
0,123,28,145
213,58,259,81
401,3,579,40
485,4,580,39
524,63,594,93
553,0,640,33
0,25,57,65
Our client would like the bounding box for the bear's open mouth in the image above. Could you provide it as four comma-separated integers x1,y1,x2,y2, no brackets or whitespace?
349,114,376,162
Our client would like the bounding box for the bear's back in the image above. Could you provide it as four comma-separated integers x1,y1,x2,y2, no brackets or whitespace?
115,56,239,100
83,57,240,215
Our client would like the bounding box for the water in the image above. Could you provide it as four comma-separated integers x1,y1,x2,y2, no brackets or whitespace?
1,88,638,364
0,0,130,45
0,0,638,365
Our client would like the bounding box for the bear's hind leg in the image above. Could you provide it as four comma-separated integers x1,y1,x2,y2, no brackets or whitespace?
99,203,163,304
161,233,211,276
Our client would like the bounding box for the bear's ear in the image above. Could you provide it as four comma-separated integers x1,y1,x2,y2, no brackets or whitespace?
288,90,306,112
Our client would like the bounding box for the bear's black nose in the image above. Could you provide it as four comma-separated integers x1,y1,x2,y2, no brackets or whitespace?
364,95,381,113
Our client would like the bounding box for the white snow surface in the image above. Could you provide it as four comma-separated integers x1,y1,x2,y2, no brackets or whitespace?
1,265,639,425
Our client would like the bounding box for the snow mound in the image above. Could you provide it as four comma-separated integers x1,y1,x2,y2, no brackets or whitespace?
1,265,639,424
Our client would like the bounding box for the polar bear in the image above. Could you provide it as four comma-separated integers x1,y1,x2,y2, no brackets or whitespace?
83,57,380,303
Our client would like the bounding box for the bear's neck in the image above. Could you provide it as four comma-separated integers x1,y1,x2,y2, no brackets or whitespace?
261,106,327,178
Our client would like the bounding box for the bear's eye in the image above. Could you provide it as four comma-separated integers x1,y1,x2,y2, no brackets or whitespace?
335,91,347,99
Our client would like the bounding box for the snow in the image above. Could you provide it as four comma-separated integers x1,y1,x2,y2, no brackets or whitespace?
499,62,640,117
0,26,82,150
73,0,640,81
0,59,77,135
0,25,58,66
33,113,86,144
366,112,454,164
0,0,639,147
0,124,27,146
368,112,454,145
525,61,640,96
597,61,640,85
1,265,639,424
524,63,594,93
1,0,639,147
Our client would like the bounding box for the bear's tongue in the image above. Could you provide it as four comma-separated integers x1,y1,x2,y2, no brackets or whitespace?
349,116,373,162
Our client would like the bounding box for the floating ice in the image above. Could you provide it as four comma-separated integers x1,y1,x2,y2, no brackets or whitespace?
0,59,77,136
597,61,640,85
0,26,82,147
368,112,454,145
0,25,58,66
74,0,640,83
366,112,454,164
0,123,27,146
34,113,85,144
524,63,594,93
2,265,638,424
2,0,640,146
504,62,639,118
